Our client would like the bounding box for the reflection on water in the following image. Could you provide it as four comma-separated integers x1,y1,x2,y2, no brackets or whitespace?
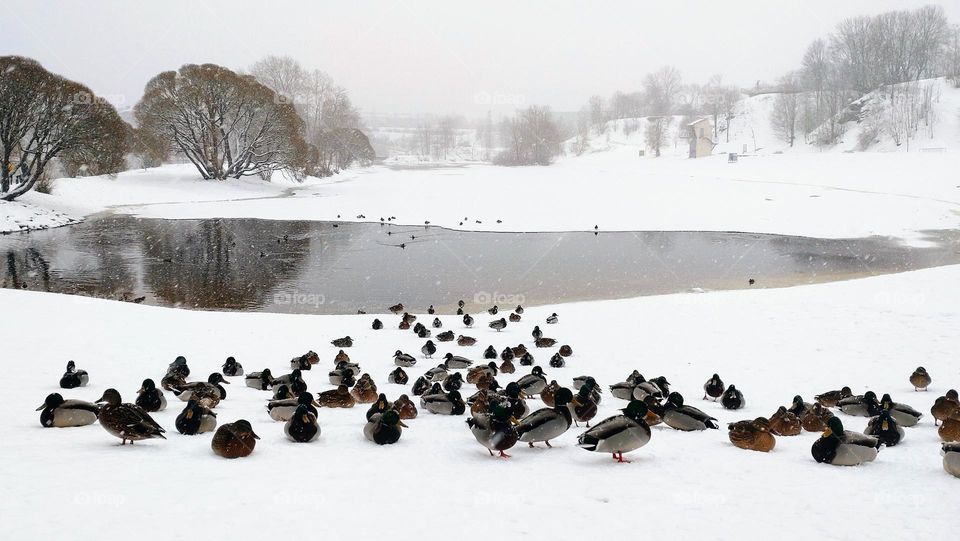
1,216,958,314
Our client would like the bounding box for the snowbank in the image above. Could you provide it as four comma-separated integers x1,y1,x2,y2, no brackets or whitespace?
3,264,958,539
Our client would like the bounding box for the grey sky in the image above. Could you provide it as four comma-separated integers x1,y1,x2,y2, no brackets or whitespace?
4,0,958,117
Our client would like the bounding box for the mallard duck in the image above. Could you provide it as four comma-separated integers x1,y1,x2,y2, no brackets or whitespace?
662,392,719,431
942,442,960,477
417,326,432,339
499,382,530,419
467,401,519,458
633,376,670,400
222,356,244,377
135,379,166,412
721,385,745,410
442,372,464,392
499,359,516,374
516,366,548,396
331,336,353,348
519,352,535,366
509,313,521,323
388,367,409,385
318,385,356,408
457,335,476,347
167,355,190,377
517,387,574,448
535,337,557,348
469,389,491,416
425,364,449,383
212,420,259,458
175,400,217,435
865,410,904,446
443,353,473,370
365,393,393,421
399,320,411,330
801,402,834,432
940,417,960,442
372,318,383,330
59,361,89,389
393,394,418,419
838,391,880,417
285,404,320,443
514,304,524,314
161,369,187,392
388,303,404,314
814,386,852,408
466,362,497,384
879,393,922,427
541,380,561,407
569,378,600,427
611,372,644,400
483,345,498,359
531,326,542,340
173,373,230,402
422,390,466,415
559,344,573,357
577,400,651,463
413,322,427,336
272,384,294,400
512,344,528,357
488,318,507,332
36,393,99,428
703,374,724,401
768,406,802,436
351,374,379,403
474,372,499,391
549,353,565,368
546,313,559,324
643,395,665,426
411,376,431,396
728,417,776,452
811,417,879,466
462,314,474,327
289,353,313,371
788,395,815,416
328,366,357,387
499,347,514,363
909,366,931,391
402,312,417,325
268,392,319,422
486,305,499,316
931,390,959,425
365,409,407,445
95,389,165,444
245,369,274,391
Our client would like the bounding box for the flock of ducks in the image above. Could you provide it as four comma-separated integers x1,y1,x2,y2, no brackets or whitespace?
36,304,960,475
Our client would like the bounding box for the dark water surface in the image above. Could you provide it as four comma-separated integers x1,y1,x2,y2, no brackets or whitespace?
1,216,957,314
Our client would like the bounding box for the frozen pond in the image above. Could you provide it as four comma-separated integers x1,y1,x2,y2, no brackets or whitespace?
1,216,958,314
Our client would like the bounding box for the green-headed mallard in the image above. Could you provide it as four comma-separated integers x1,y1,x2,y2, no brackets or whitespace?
865,409,903,447
516,366,547,397
245,369,274,390
662,392,719,431
577,400,651,463
268,392,319,422
365,409,407,445
909,366,931,391
517,387,574,448
331,336,353,348
95,388,165,444
443,353,473,370
59,361,89,389
728,417,775,452
422,390,465,415
176,399,217,435
837,391,880,417
222,356,244,377
393,350,416,367
942,442,960,477
546,313,559,324
788,395,814,416
365,393,393,421
633,376,670,400
878,393,921,427
467,401,519,458
212,420,259,458
388,366,409,385
135,378,166,412
811,417,879,466
37,393,99,428
285,404,320,443
442,372,464,392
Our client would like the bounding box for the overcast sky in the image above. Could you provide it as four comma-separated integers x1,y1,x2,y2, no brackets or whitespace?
4,0,959,118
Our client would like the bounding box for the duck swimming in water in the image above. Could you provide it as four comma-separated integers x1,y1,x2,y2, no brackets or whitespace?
37,393,99,428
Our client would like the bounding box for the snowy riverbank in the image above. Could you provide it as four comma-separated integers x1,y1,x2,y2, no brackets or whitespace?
3,264,958,539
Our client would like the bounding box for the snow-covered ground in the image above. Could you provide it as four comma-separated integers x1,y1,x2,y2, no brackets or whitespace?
3,264,958,539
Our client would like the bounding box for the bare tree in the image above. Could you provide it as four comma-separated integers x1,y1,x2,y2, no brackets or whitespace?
770,74,802,147
644,116,671,157
644,66,683,116
135,63,308,181
494,105,562,166
0,56,128,200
